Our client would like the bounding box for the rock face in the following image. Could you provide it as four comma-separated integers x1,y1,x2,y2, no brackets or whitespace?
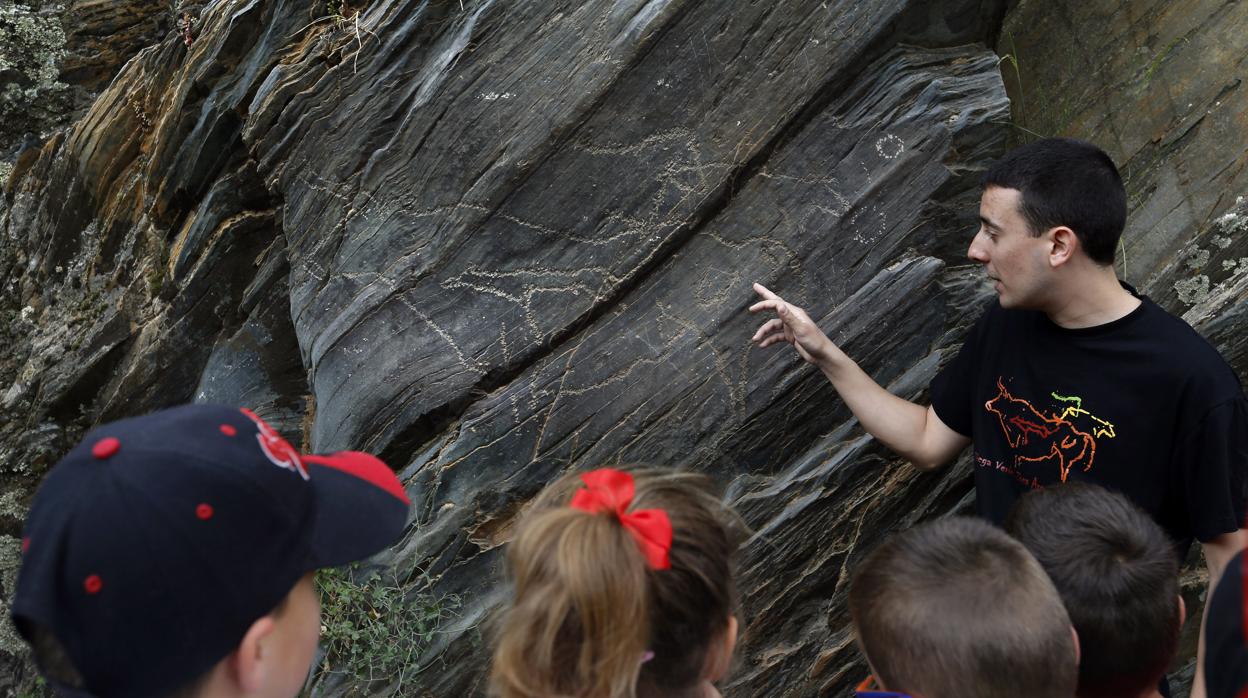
1,0,170,169
58,0,171,91
0,0,71,167
0,0,1244,696
1000,0,1248,345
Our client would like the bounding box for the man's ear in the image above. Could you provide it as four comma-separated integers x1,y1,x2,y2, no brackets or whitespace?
1071,626,1081,667
230,615,278,693
1048,226,1078,267
1178,594,1187,628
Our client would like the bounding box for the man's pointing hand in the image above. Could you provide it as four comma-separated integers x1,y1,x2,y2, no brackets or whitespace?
749,283,836,366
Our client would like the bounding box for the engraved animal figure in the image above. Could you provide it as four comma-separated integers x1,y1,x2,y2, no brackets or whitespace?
985,379,1097,482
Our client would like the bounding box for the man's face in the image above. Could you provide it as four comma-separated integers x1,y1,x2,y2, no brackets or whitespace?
968,186,1052,309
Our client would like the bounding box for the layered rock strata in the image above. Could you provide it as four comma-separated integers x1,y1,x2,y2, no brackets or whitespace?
2,0,1245,695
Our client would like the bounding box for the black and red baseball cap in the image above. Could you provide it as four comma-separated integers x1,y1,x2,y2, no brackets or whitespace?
10,404,411,698
1207,548,1248,698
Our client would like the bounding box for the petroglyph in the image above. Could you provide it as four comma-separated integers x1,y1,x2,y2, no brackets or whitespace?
655,300,748,418
493,211,652,246
574,127,696,157
874,133,905,159
848,203,889,246
441,265,613,336
396,295,485,377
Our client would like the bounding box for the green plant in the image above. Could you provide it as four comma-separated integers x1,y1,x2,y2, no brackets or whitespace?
998,31,1025,126
13,674,48,698
996,34,1052,143
145,262,165,297
1141,36,1188,88
314,563,460,693
285,0,379,74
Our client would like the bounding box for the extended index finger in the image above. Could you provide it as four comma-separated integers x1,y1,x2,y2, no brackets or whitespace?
753,282,781,301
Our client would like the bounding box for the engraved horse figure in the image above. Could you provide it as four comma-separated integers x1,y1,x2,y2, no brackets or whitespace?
984,379,1097,482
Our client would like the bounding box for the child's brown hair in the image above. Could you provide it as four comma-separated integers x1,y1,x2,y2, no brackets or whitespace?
1005,483,1182,698
490,467,743,698
849,516,1077,698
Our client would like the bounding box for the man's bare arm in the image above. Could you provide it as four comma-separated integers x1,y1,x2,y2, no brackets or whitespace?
1192,529,1247,698
750,283,970,470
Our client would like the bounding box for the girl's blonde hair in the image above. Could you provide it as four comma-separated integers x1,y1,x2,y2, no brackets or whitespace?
490,467,743,698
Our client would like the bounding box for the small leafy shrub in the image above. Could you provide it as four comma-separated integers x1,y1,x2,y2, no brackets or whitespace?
315,563,459,693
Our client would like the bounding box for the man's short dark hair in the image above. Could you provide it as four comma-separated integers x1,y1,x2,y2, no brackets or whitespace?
982,138,1126,266
848,516,1077,698
1006,483,1181,698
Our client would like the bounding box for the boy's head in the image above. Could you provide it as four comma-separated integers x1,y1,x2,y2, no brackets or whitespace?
1006,483,1181,698
848,516,1077,698
11,404,411,697
980,137,1126,266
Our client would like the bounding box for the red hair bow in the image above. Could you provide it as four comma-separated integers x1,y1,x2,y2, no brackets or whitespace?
570,469,673,570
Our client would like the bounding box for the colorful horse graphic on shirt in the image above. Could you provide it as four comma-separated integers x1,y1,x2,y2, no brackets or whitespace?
984,378,1115,482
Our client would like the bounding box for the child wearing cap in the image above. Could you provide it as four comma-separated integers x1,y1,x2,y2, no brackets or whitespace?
490,467,744,698
11,404,411,698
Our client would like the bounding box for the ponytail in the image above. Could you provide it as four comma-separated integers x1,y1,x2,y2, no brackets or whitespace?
492,506,650,698
490,468,742,698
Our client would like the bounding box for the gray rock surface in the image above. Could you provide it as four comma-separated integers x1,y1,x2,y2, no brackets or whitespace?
0,0,1244,695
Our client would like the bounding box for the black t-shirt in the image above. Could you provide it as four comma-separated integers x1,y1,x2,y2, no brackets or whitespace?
1206,549,1248,698
930,291,1248,549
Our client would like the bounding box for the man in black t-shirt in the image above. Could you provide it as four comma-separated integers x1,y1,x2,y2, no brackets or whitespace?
749,138,1246,698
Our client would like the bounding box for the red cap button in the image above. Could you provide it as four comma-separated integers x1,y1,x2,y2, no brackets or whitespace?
92,438,120,459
